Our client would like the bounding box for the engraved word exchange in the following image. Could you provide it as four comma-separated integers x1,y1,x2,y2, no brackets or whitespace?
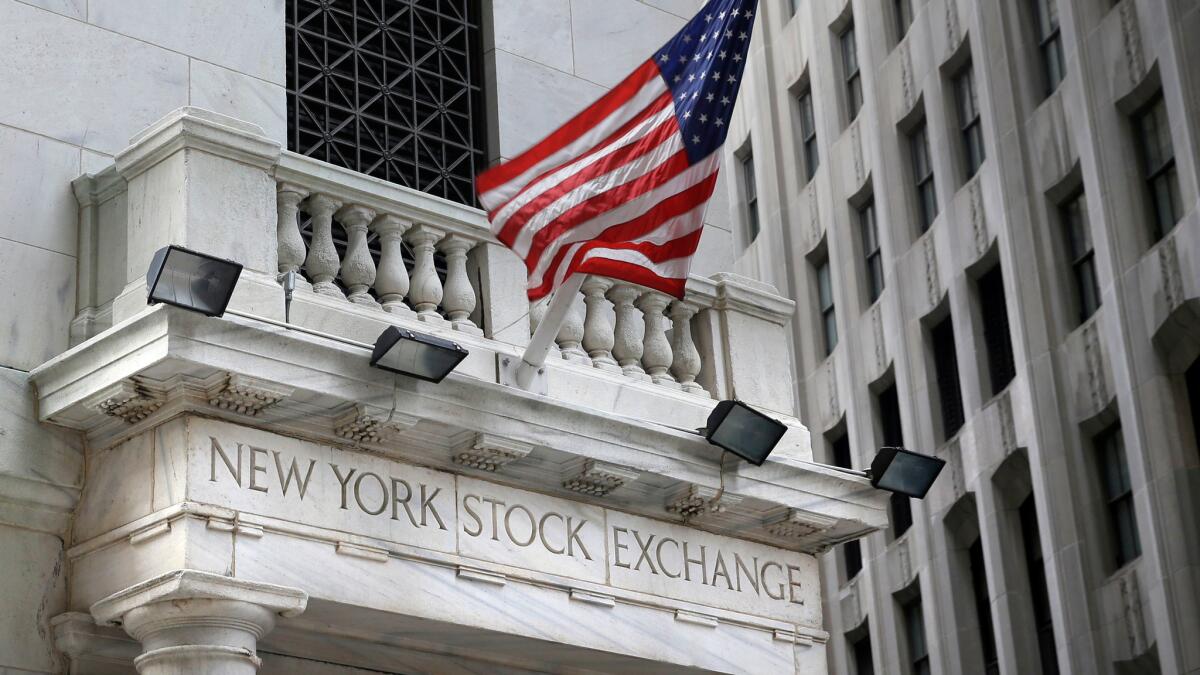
209,437,807,606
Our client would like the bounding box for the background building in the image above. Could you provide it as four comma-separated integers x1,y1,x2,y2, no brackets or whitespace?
0,0,1196,674
720,0,1200,673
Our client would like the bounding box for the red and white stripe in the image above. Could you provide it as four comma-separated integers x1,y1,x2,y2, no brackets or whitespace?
477,60,721,301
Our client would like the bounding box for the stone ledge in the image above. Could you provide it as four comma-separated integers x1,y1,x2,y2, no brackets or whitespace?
91,569,308,626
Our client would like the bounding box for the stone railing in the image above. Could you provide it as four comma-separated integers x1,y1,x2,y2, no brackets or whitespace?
538,278,714,396
67,108,798,414
274,152,493,335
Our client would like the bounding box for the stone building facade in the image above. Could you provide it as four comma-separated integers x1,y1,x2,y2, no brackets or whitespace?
0,1,884,674
719,0,1200,673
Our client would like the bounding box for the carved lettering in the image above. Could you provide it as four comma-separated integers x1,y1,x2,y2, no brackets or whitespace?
735,553,760,594
391,478,418,526
483,497,505,541
331,464,355,510
683,542,707,584
787,564,805,604
567,517,591,560
613,526,631,568
272,450,316,499
462,494,483,537
421,485,446,530
504,504,537,547
632,530,657,574
210,437,241,485
538,512,565,554
248,445,269,493
354,472,388,516
657,538,681,579
711,550,733,590
761,561,785,600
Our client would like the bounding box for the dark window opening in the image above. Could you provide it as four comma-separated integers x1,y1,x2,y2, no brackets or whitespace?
978,266,1016,395
1187,358,1200,462
1132,93,1182,241
931,316,965,439
954,62,985,180
1020,495,1060,675
841,22,863,122
970,539,1000,675
860,199,885,304
903,595,931,675
1060,190,1101,324
818,259,838,356
742,151,760,243
852,631,876,675
1096,424,1141,568
799,89,820,182
879,385,913,536
894,0,914,44
910,121,938,232
286,0,488,207
1031,0,1065,96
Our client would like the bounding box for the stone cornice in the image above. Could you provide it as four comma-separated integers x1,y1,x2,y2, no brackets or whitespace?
0,471,81,535
114,107,281,180
711,273,795,325
91,569,308,626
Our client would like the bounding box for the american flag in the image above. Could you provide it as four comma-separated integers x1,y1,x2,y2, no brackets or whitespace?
476,0,759,301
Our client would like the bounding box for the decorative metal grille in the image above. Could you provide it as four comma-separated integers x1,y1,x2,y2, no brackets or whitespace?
286,0,488,206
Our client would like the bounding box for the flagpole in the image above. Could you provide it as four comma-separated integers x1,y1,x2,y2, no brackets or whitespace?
513,273,586,390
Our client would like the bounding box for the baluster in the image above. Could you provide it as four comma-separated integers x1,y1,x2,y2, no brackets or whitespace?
581,276,620,372
439,235,481,334
371,214,413,315
636,291,677,386
607,284,648,380
556,288,589,363
335,204,378,307
529,297,548,336
407,224,445,321
669,300,705,394
276,183,310,289
303,194,344,298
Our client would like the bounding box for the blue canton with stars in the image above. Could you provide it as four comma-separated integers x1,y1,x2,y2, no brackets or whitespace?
655,0,759,164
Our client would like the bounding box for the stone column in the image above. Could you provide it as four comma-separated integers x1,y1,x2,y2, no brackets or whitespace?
635,291,677,387
607,283,648,379
581,276,620,372
335,204,379,307
90,570,307,675
406,224,445,322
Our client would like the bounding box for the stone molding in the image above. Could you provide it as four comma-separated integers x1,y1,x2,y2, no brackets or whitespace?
333,404,420,444
761,508,839,541
710,273,795,325
206,374,294,417
0,471,81,535
91,569,308,626
561,459,640,497
666,484,744,520
453,432,534,472
115,107,282,180
85,380,164,424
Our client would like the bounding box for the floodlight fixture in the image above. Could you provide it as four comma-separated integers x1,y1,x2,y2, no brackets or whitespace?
370,326,469,383
146,245,242,317
869,447,946,499
703,399,788,466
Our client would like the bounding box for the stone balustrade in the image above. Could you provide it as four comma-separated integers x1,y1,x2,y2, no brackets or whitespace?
540,278,716,397
274,153,490,335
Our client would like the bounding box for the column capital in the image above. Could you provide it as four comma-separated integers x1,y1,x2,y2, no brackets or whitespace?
91,570,307,675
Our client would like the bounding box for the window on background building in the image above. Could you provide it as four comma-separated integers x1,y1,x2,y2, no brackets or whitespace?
1132,93,1182,241
977,266,1016,396
791,0,801,17
1060,189,1101,324
841,21,863,122
860,199,885,304
1020,495,1061,675
931,316,965,439
798,87,820,182
878,385,914,536
1031,0,1065,96
852,630,876,675
969,539,1000,675
742,151,760,244
910,121,938,232
894,0,914,43
285,0,487,206
831,434,863,579
818,259,839,356
1096,424,1141,568
1187,358,1200,462
954,61,985,180
902,595,931,675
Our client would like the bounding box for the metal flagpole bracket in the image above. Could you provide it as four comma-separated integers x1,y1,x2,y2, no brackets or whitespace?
500,274,586,394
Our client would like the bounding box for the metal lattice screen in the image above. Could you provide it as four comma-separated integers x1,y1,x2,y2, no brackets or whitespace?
286,0,488,207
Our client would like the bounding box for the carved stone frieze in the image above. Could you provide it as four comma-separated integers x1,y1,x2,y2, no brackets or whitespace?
1159,235,1183,313
762,508,838,540
85,380,164,424
453,433,533,472
871,304,885,374
851,121,864,185
1083,320,1109,412
969,179,987,257
924,233,940,308
945,0,961,54
206,374,293,416
666,484,744,520
562,460,640,497
333,404,419,444
1119,1,1145,86
901,41,915,110
998,391,1017,454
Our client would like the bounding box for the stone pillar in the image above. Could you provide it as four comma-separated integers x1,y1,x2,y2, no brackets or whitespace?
90,570,307,675
110,107,284,323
